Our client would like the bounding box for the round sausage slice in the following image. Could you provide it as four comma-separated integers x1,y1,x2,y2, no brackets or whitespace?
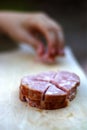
19,71,80,110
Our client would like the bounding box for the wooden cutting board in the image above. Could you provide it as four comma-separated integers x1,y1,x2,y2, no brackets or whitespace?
0,44,87,130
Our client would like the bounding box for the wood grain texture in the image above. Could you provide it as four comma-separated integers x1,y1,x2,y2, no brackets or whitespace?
0,44,87,130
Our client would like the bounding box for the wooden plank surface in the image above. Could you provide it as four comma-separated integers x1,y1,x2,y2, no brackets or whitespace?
0,44,87,130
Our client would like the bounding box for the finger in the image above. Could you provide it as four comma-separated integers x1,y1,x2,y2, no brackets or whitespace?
44,16,62,31
30,22,51,46
41,19,63,56
47,31,57,56
33,23,57,57
55,29,65,56
25,17,64,57
47,26,64,55
25,18,59,56
44,17,64,54
14,28,45,54
38,53,55,64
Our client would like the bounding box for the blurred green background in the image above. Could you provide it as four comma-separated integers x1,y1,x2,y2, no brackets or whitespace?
0,0,44,11
0,0,28,11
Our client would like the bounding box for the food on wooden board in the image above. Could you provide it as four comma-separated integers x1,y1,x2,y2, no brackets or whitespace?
19,71,80,110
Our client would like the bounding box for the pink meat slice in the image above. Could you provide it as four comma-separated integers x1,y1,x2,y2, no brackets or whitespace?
35,71,56,82
28,84,67,110
23,71,56,82
45,84,67,102
22,71,80,93
20,78,51,101
55,71,80,83
53,71,80,92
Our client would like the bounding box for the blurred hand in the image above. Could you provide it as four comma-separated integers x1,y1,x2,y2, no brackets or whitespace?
0,12,64,63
